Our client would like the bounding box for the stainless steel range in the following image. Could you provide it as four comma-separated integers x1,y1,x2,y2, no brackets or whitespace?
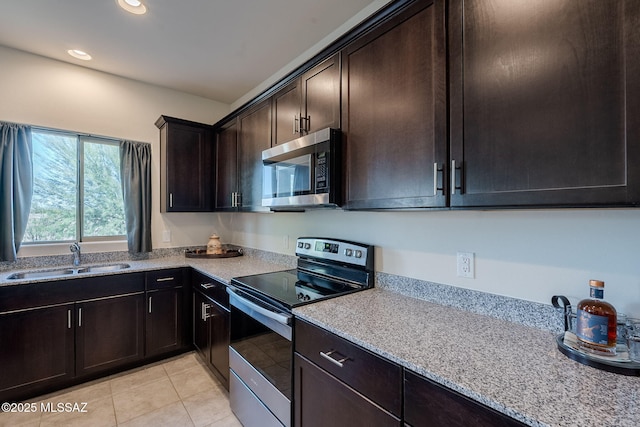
227,237,374,427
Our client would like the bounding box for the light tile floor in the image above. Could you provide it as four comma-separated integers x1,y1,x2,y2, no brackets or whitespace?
0,352,241,427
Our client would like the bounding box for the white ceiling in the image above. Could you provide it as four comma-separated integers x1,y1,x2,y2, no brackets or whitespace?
0,0,378,104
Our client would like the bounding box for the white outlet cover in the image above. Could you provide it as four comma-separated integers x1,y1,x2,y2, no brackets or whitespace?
162,230,171,242
457,252,475,278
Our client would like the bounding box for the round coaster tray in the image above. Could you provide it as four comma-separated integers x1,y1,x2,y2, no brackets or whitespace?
184,247,243,259
556,333,640,376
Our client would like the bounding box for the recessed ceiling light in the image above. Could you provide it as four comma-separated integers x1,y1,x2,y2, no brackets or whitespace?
67,49,92,61
117,0,147,15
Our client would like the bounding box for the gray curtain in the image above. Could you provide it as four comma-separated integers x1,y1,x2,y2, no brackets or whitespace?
120,140,152,253
0,122,33,261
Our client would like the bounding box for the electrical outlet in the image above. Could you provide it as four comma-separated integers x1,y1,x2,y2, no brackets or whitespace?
162,230,171,242
457,252,475,278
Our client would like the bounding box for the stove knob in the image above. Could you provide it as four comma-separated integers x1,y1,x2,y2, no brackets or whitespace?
303,294,310,301
297,242,304,249
354,250,363,258
344,249,353,257
304,243,311,249
297,293,304,300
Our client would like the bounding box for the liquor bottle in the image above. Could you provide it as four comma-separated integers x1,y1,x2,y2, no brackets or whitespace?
575,280,617,355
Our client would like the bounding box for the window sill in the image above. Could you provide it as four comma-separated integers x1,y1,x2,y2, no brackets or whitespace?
18,241,128,258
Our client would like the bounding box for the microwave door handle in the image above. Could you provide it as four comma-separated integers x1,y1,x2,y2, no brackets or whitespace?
227,287,291,326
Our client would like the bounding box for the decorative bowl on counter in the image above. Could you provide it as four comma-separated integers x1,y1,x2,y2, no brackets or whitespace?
184,245,243,259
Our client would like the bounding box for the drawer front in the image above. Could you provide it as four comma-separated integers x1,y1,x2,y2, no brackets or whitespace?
146,268,186,290
294,319,402,417
0,272,145,312
192,271,228,309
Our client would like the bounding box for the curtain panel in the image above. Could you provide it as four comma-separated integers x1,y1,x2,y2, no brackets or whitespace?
0,122,33,261
120,140,152,253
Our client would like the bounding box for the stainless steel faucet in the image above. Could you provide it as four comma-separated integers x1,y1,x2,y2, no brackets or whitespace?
70,242,81,266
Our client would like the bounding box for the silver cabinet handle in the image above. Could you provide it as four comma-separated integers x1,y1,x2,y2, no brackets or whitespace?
451,160,456,195
68,309,72,329
433,162,444,196
78,308,82,327
200,282,215,289
319,350,349,368
201,302,211,321
148,296,152,314
169,193,173,208
156,277,174,282
451,160,463,195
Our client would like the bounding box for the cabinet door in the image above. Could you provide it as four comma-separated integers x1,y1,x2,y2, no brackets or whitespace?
272,80,302,145
216,119,239,210
76,294,144,377
404,370,526,427
302,52,341,134
449,0,640,207
146,287,183,357
208,301,230,390
0,304,75,401
294,354,401,427
157,116,214,212
342,0,447,209
238,99,272,211
193,291,211,363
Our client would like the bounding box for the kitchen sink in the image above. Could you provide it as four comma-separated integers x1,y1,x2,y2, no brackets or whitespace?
7,268,76,280
77,263,131,274
6,263,131,280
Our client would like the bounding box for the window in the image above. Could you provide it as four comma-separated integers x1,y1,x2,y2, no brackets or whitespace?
23,129,126,243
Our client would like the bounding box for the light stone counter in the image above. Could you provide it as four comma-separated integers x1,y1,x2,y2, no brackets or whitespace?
294,288,639,427
0,250,294,287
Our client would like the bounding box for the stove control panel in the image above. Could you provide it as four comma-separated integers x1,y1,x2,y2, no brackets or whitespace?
296,237,372,268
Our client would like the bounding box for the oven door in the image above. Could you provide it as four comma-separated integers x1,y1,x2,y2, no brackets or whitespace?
227,287,292,427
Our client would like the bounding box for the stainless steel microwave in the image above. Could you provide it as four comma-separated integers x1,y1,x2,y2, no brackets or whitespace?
262,128,341,210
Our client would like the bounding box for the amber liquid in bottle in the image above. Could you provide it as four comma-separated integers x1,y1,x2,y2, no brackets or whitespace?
575,280,617,356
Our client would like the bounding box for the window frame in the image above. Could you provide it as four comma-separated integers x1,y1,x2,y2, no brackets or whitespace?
23,127,127,245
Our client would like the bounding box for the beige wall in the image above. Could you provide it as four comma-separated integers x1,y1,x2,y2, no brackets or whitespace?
210,208,640,318
0,45,230,255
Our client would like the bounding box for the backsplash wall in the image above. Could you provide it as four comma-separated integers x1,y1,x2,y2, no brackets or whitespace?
211,208,640,318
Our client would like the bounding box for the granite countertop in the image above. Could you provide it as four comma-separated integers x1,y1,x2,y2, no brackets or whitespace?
0,253,291,287
294,288,639,427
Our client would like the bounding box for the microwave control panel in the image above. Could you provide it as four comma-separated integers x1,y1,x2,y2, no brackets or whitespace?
315,152,328,192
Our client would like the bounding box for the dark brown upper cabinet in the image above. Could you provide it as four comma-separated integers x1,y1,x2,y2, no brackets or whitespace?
449,0,640,208
156,116,214,212
237,99,272,211
272,53,341,146
342,0,448,209
215,118,239,210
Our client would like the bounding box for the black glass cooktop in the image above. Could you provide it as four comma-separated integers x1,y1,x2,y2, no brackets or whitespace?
231,269,359,309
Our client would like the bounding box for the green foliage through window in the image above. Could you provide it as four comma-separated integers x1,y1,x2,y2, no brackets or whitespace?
23,129,126,243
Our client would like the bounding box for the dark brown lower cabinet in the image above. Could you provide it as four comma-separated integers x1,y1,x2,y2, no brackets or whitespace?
76,294,145,377
0,269,193,402
0,304,75,402
294,354,401,427
294,319,402,427
146,287,184,357
193,288,230,389
404,370,526,427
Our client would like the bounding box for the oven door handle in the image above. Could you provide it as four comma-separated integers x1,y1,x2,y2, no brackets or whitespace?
227,287,292,326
